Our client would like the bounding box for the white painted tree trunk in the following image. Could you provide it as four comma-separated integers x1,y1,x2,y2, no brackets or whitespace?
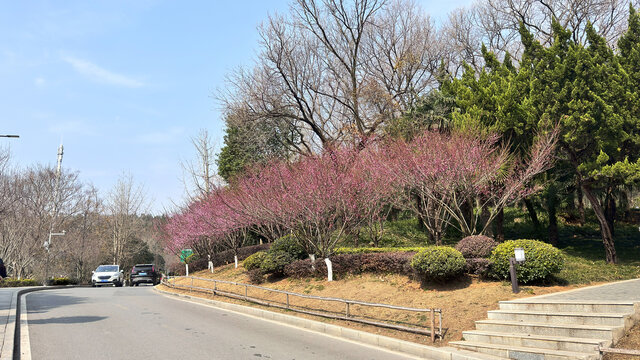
234,255,238,268
309,254,316,270
185,264,189,276
324,258,333,282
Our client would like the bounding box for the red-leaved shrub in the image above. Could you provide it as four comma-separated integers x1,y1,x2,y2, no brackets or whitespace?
455,235,497,258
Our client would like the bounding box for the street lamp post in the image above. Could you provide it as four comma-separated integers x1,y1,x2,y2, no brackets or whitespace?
0,135,19,138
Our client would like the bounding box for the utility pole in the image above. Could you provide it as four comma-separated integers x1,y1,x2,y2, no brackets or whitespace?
44,143,65,284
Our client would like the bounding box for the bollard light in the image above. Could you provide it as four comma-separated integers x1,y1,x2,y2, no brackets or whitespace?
514,248,526,263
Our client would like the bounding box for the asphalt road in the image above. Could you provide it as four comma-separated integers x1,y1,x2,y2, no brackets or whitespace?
25,286,420,360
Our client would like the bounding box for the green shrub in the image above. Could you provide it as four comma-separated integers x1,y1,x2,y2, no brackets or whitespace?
243,251,267,271
489,239,564,283
335,246,428,254
411,246,466,282
260,251,295,276
48,277,78,286
270,234,307,259
247,269,264,284
0,278,40,287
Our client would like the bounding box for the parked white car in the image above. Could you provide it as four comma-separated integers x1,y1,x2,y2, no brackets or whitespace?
91,265,124,287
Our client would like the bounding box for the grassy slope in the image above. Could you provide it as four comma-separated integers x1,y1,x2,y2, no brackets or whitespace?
165,209,640,346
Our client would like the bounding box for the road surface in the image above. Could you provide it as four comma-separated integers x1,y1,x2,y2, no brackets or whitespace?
25,286,420,360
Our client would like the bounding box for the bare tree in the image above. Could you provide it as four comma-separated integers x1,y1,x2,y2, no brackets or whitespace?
441,0,638,75
180,129,221,199
219,0,440,154
107,173,149,266
60,184,104,282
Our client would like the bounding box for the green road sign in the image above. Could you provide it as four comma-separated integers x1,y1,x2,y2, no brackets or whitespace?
180,249,193,263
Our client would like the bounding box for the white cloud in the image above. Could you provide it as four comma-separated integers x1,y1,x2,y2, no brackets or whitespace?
62,55,144,88
34,77,46,87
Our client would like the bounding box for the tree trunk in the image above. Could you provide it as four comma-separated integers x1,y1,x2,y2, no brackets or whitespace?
480,200,493,237
576,183,586,225
582,184,617,264
495,208,504,242
324,258,333,282
523,198,541,231
547,182,559,247
605,188,616,238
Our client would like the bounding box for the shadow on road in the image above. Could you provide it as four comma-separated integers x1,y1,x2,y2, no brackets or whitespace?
27,292,87,314
28,315,107,325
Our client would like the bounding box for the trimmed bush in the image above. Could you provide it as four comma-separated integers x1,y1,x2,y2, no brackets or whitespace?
411,247,466,282
0,278,40,287
48,277,78,286
185,243,271,274
260,251,295,276
465,258,493,276
284,252,415,279
455,235,497,258
243,251,267,271
489,239,564,283
335,246,427,254
247,269,264,284
270,234,307,259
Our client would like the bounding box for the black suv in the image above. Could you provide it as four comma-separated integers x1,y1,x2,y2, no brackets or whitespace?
130,264,161,286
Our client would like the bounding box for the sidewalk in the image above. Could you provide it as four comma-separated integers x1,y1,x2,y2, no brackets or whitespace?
0,288,18,360
517,278,640,302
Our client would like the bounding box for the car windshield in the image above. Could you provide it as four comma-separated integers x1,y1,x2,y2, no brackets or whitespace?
96,265,118,272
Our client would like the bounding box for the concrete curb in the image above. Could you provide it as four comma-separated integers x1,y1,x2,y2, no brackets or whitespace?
153,286,460,360
0,291,17,360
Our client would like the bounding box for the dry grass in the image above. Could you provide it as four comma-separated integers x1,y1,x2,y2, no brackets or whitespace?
603,323,640,360
160,264,596,346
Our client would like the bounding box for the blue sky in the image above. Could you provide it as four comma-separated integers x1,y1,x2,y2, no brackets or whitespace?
0,0,472,214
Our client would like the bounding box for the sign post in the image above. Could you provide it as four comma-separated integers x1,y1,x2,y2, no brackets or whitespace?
180,249,193,276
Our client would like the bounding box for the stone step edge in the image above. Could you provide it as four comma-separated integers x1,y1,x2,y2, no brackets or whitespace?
500,300,636,305
476,319,622,331
450,340,597,359
488,310,627,318
439,347,509,360
461,330,609,345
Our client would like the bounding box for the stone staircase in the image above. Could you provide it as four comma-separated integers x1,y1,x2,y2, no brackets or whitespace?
450,300,640,360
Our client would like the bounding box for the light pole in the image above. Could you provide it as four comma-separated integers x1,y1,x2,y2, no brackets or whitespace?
43,143,64,284
0,135,19,138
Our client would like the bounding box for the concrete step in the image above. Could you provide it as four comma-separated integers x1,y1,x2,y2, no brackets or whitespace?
450,341,599,360
461,330,608,353
440,347,509,360
487,309,630,327
475,319,624,341
499,300,637,314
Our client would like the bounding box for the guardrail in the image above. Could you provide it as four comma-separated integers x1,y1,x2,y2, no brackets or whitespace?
163,275,443,342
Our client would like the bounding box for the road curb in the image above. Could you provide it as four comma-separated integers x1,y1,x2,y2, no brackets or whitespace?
154,286,457,360
0,291,17,360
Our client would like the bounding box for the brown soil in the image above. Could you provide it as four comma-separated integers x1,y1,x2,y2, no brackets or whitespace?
160,265,598,347
604,323,640,360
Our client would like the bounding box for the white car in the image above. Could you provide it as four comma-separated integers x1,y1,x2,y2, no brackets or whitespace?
91,265,124,287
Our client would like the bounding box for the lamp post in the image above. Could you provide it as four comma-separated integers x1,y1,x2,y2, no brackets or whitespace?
509,247,526,293
0,135,19,138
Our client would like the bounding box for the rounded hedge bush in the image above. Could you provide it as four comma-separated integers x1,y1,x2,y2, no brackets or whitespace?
243,251,267,271
489,239,564,283
410,246,466,282
270,234,307,260
455,235,497,258
260,251,295,276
